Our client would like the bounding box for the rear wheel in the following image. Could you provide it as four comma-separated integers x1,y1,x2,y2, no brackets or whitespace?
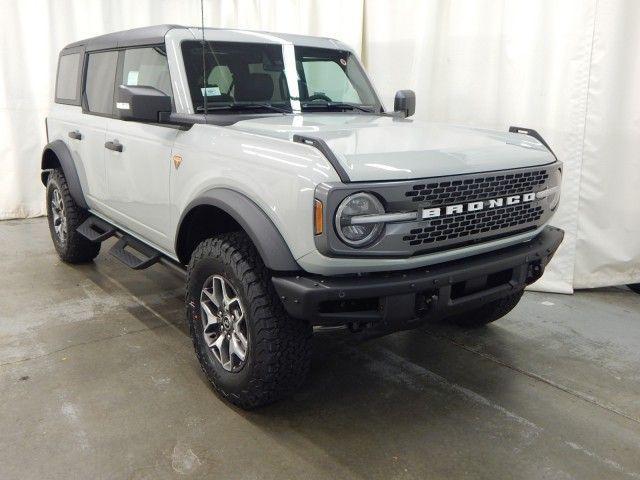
46,169,100,263
446,289,524,328
186,232,312,409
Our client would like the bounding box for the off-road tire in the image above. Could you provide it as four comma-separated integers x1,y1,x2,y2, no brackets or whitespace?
186,232,312,409
46,169,100,263
446,289,525,328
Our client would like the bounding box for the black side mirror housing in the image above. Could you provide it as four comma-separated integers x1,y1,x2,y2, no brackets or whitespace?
116,85,171,123
394,90,416,118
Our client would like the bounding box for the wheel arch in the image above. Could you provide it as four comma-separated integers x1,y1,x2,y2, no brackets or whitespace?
41,140,88,209
175,188,300,272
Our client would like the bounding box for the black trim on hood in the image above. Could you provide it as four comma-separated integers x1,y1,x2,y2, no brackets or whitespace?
509,126,557,160
293,134,351,183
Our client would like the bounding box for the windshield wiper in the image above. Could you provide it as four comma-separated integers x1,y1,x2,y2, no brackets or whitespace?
301,102,377,113
197,103,291,114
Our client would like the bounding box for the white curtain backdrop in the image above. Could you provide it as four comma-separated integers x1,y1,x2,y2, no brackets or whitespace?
1,0,638,293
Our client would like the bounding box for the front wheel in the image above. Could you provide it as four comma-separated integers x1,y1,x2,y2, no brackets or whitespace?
445,289,525,328
185,232,312,409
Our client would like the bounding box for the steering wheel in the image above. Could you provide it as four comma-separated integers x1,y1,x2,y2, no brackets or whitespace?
306,93,332,103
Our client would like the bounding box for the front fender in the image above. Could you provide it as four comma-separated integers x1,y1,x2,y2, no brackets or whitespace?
177,188,300,272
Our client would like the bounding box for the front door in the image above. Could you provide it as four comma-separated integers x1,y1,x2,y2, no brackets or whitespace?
103,46,178,251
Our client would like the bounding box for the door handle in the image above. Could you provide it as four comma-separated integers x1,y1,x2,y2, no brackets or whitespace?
104,140,123,152
68,130,82,140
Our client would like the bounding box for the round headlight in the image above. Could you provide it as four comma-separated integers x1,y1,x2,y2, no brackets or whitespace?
550,168,562,210
335,192,385,247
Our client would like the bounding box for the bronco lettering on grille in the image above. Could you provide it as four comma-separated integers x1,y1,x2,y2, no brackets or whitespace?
422,192,536,219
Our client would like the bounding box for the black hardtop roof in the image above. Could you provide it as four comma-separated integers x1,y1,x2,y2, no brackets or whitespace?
63,24,184,52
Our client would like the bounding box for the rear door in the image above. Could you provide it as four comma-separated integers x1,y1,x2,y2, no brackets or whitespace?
49,49,86,195
79,50,119,208
104,46,177,250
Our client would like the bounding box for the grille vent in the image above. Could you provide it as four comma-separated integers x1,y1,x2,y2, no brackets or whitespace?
405,170,548,206
402,203,544,247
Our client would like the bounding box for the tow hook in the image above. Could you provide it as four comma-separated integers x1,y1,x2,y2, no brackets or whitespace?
526,261,544,284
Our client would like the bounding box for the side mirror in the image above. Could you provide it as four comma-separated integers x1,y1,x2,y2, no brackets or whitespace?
394,90,416,118
116,85,171,123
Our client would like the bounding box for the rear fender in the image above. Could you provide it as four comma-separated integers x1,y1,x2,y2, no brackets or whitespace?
41,139,88,209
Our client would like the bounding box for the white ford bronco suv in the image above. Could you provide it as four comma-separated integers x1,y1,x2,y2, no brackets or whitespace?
42,25,563,408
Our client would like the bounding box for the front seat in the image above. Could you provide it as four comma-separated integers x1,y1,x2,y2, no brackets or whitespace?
234,73,274,102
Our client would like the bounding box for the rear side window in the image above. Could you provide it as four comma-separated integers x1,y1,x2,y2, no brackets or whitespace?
121,47,173,98
55,53,81,103
85,50,118,115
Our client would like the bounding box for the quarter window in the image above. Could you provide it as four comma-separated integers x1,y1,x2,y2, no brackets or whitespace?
85,51,118,115
55,53,81,102
121,47,173,98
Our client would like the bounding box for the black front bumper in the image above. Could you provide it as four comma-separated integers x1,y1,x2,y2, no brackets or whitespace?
272,226,564,329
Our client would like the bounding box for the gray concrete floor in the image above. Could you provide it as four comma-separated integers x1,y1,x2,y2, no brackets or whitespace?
1,218,640,480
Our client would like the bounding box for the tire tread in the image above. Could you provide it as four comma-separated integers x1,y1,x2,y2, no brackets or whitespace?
186,232,311,409
46,169,100,263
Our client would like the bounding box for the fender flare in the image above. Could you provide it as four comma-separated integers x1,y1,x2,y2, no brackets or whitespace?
177,188,300,272
41,140,88,209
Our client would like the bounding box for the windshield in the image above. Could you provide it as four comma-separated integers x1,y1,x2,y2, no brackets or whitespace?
181,41,381,114
294,46,380,112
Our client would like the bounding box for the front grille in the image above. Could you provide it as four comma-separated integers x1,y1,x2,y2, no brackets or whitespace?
394,165,556,253
405,169,549,206
315,162,559,259
402,203,544,247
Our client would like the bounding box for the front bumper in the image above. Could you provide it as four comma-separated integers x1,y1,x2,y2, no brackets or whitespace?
272,226,563,329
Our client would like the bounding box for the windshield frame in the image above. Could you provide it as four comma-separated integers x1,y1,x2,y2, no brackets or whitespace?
179,39,383,115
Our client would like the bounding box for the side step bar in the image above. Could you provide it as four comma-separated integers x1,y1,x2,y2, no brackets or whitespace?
108,236,161,270
77,216,116,242
77,216,161,270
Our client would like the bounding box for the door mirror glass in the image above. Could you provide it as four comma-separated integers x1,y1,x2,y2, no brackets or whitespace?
394,89,416,118
116,85,171,123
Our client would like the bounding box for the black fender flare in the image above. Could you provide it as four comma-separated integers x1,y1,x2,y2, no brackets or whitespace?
177,188,300,272
41,140,88,209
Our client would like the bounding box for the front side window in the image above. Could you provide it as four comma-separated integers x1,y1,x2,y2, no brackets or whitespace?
121,47,173,98
180,41,381,114
56,53,81,102
85,50,118,115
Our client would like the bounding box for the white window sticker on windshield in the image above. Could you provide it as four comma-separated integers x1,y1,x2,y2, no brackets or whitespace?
127,71,139,85
201,86,221,97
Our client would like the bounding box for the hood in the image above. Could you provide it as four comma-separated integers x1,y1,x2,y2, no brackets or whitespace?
229,114,555,182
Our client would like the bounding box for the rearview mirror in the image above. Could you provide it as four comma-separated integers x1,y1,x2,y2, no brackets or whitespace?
116,85,171,123
394,90,416,118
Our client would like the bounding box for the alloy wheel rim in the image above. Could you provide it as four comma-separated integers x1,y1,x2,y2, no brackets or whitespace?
199,275,248,372
51,188,67,244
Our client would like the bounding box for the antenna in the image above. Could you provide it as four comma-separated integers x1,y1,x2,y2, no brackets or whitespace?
200,0,207,120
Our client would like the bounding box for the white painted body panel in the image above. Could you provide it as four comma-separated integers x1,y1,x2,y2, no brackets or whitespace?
229,114,555,181
170,123,340,261
104,118,178,249
46,104,109,206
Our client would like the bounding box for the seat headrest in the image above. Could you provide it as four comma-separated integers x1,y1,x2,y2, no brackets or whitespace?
234,73,274,102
